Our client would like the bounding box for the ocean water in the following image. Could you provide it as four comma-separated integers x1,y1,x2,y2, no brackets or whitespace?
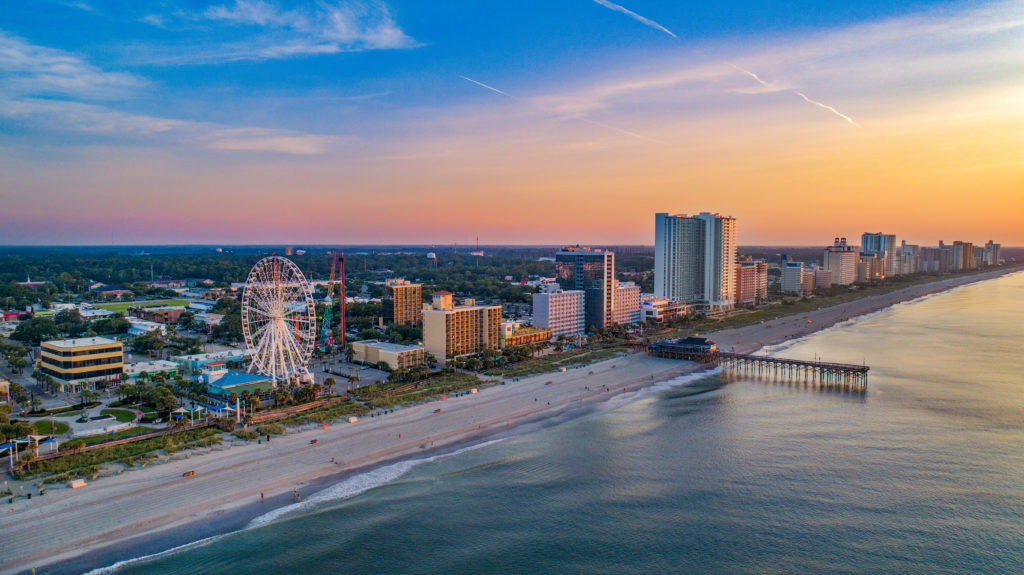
106,272,1024,574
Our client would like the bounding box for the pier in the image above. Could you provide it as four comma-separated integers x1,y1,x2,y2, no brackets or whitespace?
648,338,869,390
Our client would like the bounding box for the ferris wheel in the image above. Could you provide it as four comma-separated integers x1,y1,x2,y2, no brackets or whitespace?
241,256,316,384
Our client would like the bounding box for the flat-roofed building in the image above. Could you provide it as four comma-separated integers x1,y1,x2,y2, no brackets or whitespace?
423,293,501,364
532,290,585,338
781,261,805,295
502,326,553,348
172,349,252,372
128,317,166,336
201,369,275,398
950,241,974,271
984,241,1001,266
640,296,691,322
857,253,885,282
123,359,179,382
351,340,426,371
555,246,615,330
138,306,187,324
861,233,899,277
813,268,833,290
823,238,858,286
0,379,9,403
612,281,641,325
40,337,124,392
654,212,737,312
383,279,423,326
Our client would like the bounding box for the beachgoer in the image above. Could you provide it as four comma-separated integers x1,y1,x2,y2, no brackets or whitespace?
261,492,264,501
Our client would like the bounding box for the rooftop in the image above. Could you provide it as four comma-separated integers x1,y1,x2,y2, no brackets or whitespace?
355,340,424,353
43,337,120,349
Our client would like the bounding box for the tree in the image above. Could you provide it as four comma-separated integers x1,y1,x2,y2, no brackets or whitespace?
132,334,164,353
178,311,198,331
151,385,178,413
29,396,42,412
324,376,337,395
11,317,58,344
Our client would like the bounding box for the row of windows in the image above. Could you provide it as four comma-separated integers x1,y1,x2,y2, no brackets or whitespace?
40,365,122,381
43,356,122,370
43,346,122,358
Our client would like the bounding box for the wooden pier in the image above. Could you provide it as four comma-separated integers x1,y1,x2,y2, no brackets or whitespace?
649,339,869,391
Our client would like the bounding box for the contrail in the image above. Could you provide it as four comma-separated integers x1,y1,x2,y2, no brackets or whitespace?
732,65,859,127
460,76,519,100
590,0,677,39
730,64,769,88
460,74,663,144
793,91,859,127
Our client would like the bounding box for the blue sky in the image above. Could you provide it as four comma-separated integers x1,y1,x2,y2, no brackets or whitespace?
2,0,1022,245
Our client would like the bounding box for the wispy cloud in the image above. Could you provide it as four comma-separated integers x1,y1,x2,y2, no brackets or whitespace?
2,97,344,155
590,0,677,39
140,0,417,63
0,30,145,99
460,74,665,143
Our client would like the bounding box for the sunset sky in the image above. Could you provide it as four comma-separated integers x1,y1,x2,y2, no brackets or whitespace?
1,0,1022,246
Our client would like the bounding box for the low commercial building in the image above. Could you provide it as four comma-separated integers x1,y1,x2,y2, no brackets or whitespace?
502,326,553,348
532,290,585,338
351,340,426,371
640,296,691,322
422,292,502,364
172,349,252,373
194,312,224,327
123,360,180,382
128,317,166,336
201,369,275,398
138,306,188,324
39,337,124,392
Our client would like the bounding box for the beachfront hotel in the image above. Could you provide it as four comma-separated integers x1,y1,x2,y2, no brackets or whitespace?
39,337,124,393
422,292,502,364
383,279,423,326
654,212,737,312
554,246,616,330
823,237,858,286
612,281,642,325
861,232,900,277
533,289,585,338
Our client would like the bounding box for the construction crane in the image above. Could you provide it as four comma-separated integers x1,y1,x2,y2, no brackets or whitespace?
319,251,338,348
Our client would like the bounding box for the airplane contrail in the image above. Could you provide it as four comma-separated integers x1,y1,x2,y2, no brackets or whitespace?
460,74,664,144
731,65,859,127
730,64,769,88
793,91,859,127
460,76,518,100
590,0,678,39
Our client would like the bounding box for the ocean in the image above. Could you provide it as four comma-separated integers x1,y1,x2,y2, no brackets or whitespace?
98,272,1024,574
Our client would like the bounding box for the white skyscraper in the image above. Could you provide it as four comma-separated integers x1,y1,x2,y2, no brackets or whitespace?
654,212,737,311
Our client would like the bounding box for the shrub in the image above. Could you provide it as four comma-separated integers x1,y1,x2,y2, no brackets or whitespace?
256,423,284,436
232,429,259,441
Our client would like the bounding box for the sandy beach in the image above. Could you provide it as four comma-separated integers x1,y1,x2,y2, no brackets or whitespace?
1,266,1019,575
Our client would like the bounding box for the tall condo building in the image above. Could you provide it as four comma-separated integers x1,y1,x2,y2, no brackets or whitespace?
735,259,768,305
422,292,501,364
984,241,1001,266
950,241,974,271
383,279,423,326
555,247,615,331
823,238,858,286
860,233,900,277
532,290,586,338
781,261,805,295
654,212,737,311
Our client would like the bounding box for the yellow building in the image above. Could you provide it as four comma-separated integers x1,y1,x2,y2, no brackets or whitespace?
423,292,502,363
383,279,423,326
351,340,426,371
502,326,553,348
39,337,124,392
0,379,9,403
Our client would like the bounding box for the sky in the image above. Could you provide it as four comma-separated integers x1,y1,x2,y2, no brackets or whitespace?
1,0,1022,246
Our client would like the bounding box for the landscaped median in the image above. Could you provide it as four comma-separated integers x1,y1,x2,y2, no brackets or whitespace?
352,372,486,409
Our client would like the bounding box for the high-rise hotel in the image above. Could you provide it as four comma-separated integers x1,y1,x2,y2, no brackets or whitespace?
554,246,616,331
654,212,737,312
422,292,501,364
383,278,422,326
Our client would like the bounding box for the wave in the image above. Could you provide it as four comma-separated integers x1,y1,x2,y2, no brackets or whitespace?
85,438,506,574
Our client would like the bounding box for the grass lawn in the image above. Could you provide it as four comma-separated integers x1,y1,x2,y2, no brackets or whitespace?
101,408,136,423
82,426,154,445
55,410,82,418
92,299,188,313
32,420,70,434
275,399,368,426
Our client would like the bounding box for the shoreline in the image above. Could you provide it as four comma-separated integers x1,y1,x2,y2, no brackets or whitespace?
2,266,1020,575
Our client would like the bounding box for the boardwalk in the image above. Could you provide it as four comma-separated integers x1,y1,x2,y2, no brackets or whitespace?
648,340,869,391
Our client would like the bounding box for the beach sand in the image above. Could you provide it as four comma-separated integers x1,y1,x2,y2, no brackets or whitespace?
1,266,1019,575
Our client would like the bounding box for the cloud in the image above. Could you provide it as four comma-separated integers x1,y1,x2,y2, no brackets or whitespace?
590,0,677,39
141,0,417,62
0,30,145,99
2,97,343,155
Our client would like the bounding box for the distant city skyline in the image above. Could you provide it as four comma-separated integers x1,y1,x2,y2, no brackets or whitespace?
2,1,1022,245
